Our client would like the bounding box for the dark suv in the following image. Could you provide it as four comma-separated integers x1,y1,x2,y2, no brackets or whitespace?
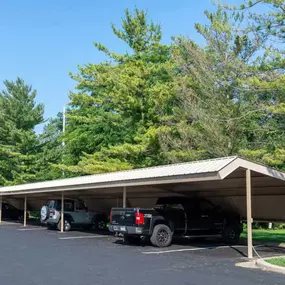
40,199,107,231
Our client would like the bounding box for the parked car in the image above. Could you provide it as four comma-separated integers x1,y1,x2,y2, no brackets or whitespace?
2,202,25,221
40,198,108,231
109,197,243,247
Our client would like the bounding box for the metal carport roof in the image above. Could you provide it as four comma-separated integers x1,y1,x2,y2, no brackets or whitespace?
0,156,284,195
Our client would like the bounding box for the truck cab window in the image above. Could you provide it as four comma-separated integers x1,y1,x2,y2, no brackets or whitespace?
156,204,184,210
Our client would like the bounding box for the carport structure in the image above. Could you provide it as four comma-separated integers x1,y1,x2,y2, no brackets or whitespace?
0,156,285,259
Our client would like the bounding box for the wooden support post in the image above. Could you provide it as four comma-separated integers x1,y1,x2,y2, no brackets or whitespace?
61,192,64,233
246,169,253,259
24,195,27,227
0,195,2,224
123,186,126,208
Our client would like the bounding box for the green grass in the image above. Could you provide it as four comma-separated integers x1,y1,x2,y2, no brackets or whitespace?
266,257,285,267
28,211,40,220
241,229,285,243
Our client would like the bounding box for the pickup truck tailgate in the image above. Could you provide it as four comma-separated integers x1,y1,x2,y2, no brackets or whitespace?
111,208,136,226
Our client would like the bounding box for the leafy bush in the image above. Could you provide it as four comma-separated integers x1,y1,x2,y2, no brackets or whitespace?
29,211,40,220
274,223,285,230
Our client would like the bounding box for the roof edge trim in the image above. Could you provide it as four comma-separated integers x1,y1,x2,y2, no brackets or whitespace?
218,158,285,181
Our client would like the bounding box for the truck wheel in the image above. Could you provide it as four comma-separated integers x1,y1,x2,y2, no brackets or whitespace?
222,224,241,244
150,224,172,247
123,235,140,245
95,220,106,230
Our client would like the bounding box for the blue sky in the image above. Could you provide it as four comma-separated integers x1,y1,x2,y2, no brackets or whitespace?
0,0,244,130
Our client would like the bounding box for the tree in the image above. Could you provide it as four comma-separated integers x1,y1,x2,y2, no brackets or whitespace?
35,114,64,181
232,1,285,43
162,6,285,167
222,0,285,169
60,9,177,175
0,78,44,185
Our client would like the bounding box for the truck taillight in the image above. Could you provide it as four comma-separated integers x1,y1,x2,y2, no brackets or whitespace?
135,212,144,225
110,212,112,223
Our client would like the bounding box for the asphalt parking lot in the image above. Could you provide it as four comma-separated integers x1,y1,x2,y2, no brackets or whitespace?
0,223,284,285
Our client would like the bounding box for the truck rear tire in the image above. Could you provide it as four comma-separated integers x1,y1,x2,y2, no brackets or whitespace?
222,224,241,244
150,224,172,247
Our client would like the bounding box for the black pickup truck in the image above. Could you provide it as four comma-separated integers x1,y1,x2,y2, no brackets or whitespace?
109,197,243,247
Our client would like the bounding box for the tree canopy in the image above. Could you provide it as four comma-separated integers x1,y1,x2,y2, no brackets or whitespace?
1,3,285,186
0,78,44,185
58,9,177,175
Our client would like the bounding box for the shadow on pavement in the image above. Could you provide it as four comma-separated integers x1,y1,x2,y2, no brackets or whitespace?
2,218,43,227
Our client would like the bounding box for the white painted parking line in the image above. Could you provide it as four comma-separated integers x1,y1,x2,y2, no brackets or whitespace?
18,227,46,231
142,247,216,255
59,235,109,240
142,245,251,255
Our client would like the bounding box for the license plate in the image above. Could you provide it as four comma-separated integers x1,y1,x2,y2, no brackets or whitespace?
113,226,126,232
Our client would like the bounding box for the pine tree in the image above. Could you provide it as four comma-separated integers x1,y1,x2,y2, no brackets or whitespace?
162,5,285,168
0,78,44,185
224,0,285,169
60,9,176,175
35,114,64,181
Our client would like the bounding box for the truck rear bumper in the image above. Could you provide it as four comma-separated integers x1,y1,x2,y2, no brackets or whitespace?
109,225,143,235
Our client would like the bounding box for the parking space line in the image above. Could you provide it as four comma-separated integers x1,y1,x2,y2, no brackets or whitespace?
142,245,249,255
142,247,215,254
18,227,46,231
59,235,109,240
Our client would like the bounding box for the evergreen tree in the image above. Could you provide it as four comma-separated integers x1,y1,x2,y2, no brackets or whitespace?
162,5,285,168
0,78,44,185
224,0,285,169
35,114,64,181
60,9,176,175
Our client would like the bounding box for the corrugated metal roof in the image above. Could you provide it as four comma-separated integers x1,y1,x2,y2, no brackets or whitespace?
0,156,238,193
